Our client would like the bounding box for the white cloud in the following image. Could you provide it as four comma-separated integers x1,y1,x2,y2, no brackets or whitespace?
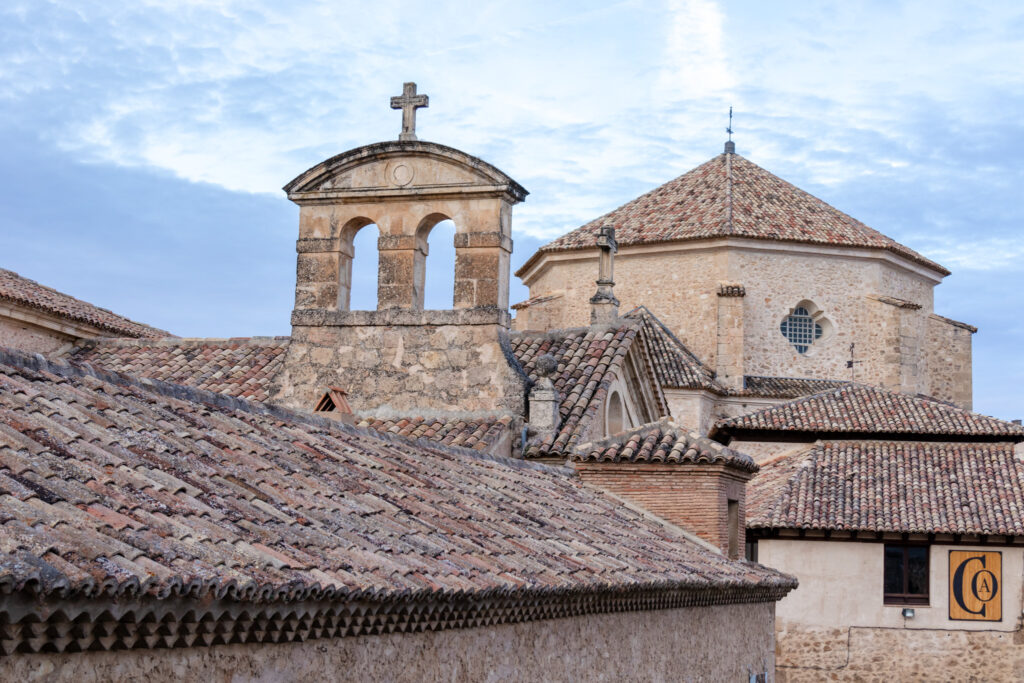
2,0,1023,249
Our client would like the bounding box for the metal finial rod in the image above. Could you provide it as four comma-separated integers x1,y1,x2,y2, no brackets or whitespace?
726,106,733,141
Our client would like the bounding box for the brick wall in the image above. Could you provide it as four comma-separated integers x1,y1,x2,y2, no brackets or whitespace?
576,462,751,557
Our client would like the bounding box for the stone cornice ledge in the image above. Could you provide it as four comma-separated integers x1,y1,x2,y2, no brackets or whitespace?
291,307,511,327
0,582,795,655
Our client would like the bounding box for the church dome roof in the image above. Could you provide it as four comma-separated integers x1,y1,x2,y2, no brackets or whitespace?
523,151,948,276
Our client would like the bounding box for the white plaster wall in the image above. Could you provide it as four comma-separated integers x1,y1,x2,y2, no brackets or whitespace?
760,539,1023,632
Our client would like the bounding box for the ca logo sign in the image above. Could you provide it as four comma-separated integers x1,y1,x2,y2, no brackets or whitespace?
949,551,1001,621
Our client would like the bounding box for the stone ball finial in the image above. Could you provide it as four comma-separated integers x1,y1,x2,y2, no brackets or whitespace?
535,353,558,378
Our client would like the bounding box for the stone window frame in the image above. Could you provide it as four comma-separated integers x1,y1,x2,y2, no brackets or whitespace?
883,543,930,606
779,300,833,356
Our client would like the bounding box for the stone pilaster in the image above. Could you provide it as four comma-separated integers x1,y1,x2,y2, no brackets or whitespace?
590,226,619,324
715,283,745,391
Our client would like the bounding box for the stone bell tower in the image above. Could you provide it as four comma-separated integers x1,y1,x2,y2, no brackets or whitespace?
269,83,530,418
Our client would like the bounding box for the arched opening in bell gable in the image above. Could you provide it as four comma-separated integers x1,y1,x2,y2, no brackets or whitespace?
341,218,380,311
415,214,457,310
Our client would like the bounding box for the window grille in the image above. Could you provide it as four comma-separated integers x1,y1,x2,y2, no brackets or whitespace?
780,306,823,353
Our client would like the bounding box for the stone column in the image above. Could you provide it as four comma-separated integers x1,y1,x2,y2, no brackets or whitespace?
590,226,619,324
453,228,513,310
715,283,745,391
377,234,419,309
294,239,342,311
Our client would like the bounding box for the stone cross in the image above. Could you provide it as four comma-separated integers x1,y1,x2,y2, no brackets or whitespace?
590,225,620,324
390,82,429,141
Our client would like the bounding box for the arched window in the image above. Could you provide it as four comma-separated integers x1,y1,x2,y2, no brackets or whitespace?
414,214,456,310
607,391,625,435
345,222,379,311
423,219,456,309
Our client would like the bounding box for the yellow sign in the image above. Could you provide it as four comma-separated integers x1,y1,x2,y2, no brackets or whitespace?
949,551,1001,621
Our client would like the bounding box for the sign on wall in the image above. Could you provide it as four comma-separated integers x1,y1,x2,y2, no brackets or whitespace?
949,551,1001,621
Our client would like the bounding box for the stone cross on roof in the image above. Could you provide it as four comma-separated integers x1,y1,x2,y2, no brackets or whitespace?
390,82,429,141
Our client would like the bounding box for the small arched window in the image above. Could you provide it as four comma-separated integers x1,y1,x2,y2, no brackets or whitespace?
780,306,823,354
607,391,625,435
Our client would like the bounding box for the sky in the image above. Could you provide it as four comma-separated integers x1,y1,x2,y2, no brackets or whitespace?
1,1,1023,418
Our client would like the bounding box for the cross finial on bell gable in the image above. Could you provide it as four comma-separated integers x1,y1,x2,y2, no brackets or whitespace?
390,82,429,141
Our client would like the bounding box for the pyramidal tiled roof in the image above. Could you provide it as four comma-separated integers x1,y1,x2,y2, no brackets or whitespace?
714,383,1024,440
748,441,1024,535
526,151,948,276
0,268,171,339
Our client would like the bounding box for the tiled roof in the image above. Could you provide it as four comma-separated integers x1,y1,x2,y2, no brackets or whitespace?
0,268,170,339
736,375,849,399
0,347,793,610
575,419,757,472
714,383,1024,440
509,323,641,458
357,415,513,452
522,152,948,276
748,441,1024,535
625,307,720,391
65,337,290,403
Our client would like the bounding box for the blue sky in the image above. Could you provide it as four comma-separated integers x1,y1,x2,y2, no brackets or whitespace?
1,1,1023,418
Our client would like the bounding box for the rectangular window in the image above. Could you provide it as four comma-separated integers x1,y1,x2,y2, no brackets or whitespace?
727,499,739,559
884,544,929,605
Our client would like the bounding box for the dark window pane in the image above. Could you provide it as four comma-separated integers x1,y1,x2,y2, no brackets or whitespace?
884,545,905,594
907,547,929,595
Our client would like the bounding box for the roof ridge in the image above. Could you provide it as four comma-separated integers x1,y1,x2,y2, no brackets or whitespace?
725,151,734,234
0,267,172,338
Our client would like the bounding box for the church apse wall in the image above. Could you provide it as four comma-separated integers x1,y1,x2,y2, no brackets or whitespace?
517,239,974,407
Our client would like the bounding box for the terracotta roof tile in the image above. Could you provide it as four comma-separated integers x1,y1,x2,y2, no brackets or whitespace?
0,347,794,607
625,307,720,390
524,153,948,276
736,375,849,399
574,419,757,472
66,337,290,403
0,268,170,339
749,441,1024,535
357,415,512,452
510,323,640,458
715,383,1024,439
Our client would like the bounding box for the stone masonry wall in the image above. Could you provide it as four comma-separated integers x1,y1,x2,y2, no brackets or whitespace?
517,243,965,403
0,602,778,682
926,314,974,410
518,247,723,363
272,309,526,417
775,624,1024,682
0,316,70,354
576,462,750,557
